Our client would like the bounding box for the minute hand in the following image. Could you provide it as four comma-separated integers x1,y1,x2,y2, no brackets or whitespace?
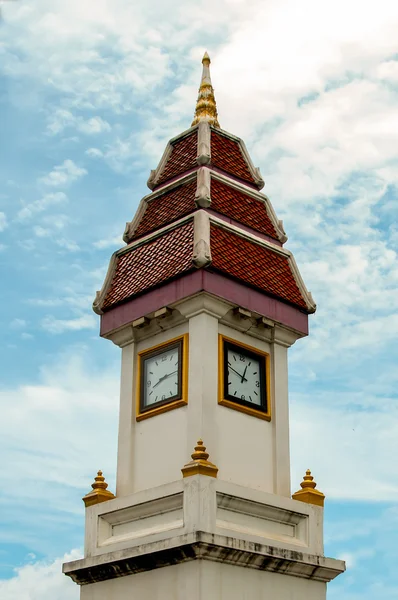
228,365,248,383
153,370,178,388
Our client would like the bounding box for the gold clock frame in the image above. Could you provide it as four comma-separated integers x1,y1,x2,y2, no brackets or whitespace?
136,333,189,422
218,334,271,421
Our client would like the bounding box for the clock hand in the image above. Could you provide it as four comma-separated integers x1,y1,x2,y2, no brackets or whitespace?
153,370,178,388
228,364,248,383
240,365,248,384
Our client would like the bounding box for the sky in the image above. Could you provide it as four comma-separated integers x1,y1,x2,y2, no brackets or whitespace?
0,0,397,597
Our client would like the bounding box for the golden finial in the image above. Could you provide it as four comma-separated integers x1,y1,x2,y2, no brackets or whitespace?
292,469,325,507
191,53,220,129
181,439,218,478
82,470,116,508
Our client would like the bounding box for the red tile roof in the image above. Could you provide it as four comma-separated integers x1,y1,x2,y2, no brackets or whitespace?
210,179,278,239
156,132,197,186
134,181,196,240
211,131,256,186
132,177,278,242
210,224,307,310
103,221,194,309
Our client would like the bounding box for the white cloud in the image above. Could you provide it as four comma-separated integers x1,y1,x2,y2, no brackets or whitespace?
55,238,80,252
21,332,34,340
290,386,398,501
39,160,87,187
1,3,398,595
85,147,103,158
79,116,111,134
0,549,80,600
17,192,68,221
47,109,111,136
10,318,26,329
0,212,8,231
0,349,119,526
93,234,124,249
41,315,97,334
33,226,51,238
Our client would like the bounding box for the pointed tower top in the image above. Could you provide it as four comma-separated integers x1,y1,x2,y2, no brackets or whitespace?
82,469,115,508
191,52,220,129
181,439,219,478
292,469,325,507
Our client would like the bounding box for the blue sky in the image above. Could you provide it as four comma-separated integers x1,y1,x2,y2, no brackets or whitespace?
1,0,398,597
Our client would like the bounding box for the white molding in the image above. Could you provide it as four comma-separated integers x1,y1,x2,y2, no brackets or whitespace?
192,210,211,268
147,126,199,190
147,143,173,190
172,292,233,320
197,121,211,165
209,213,290,257
94,214,195,314
286,254,317,314
239,138,265,190
209,171,287,243
210,126,264,190
92,251,119,315
119,213,194,256
123,200,148,244
195,167,211,208
124,172,197,243
208,214,316,313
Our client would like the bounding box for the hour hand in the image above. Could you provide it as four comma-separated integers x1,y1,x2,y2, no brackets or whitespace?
228,363,248,383
153,370,178,388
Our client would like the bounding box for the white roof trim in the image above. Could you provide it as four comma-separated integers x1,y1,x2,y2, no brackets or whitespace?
124,172,197,243
209,213,289,257
209,170,287,243
94,214,196,313
208,214,316,313
210,126,264,190
92,252,119,315
120,213,195,256
147,126,199,190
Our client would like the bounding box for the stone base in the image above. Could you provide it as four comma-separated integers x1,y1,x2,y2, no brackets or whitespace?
63,476,344,598
72,551,330,600
64,530,343,587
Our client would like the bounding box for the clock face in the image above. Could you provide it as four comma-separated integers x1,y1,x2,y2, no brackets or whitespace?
223,340,267,413
140,339,183,411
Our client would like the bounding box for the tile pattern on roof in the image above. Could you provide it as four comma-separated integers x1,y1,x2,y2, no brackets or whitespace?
103,221,194,310
133,180,196,240
210,179,278,239
156,132,197,186
211,131,256,186
210,224,307,310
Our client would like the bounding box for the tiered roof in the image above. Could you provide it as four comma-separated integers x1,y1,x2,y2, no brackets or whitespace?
93,54,316,329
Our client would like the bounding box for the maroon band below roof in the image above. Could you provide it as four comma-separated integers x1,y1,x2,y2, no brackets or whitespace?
100,270,309,337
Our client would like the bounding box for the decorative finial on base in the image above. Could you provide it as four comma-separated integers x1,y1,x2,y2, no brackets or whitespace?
191,53,220,129
83,470,116,508
181,439,218,478
292,469,325,507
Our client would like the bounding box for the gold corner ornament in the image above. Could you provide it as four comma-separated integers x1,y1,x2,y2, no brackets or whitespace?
181,439,219,478
82,470,116,508
292,469,325,508
191,52,220,129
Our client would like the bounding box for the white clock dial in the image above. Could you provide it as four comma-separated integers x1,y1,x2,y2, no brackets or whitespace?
143,345,180,407
227,348,262,406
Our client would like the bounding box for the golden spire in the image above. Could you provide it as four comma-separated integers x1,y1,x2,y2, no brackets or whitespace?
191,52,220,129
292,469,325,507
181,439,218,478
82,470,116,508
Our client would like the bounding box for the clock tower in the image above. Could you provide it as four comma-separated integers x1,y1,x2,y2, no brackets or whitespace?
63,53,345,599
